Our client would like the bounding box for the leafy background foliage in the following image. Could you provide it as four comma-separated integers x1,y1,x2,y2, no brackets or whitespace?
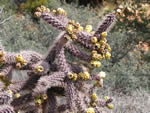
0,0,150,112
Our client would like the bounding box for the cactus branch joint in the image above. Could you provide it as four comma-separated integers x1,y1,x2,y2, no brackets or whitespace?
0,5,116,113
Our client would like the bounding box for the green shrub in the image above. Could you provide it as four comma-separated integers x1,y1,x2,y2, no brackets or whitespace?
20,0,48,10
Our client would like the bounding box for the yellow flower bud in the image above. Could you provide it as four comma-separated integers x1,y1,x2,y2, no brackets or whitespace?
16,63,22,69
91,93,98,102
66,24,74,34
98,71,106,79
83,72,90,80
100,79,104,85
94,80,103,88
36,7,42,12
71,34,77,40
92,53,103,60
57,8,63,14
67,72,74,79
69,20,75,25
101,32,107,38
14,93,21,98
35,99,42,105
95,43,101,49
72,73,78,81
107,47,112,52
86,107,95,113
52,10,57,14
75,22,80,28
7,89,13,95
91,37,98,43
90,61,101,68
15,55,23,62
0,57,6,64
78,72,83,79
78,26,83,31
91,50,97,55
85,25,92,32
0,51,4,57
104,96,110,101
99,40,105,45
42,94,48,100
107,103,114,109
90,102,97,107
64,35,71,40
45,8,50,13
0,73,4,77
40,5,46,12
105,52,111,59
20,60,27,66
36,65,44,72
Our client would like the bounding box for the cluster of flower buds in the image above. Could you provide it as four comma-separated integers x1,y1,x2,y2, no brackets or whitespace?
7,89,20,99
34,5,50,18
35,94,48,106
90,93,98,107
104,96,114,109
15,54,27,69
89,93,114,111
65,20,83,40
51,8,67,16
94,71,106,88
67,72,78,81
84,25,95,34
0,50,6,65
78,71,90,80
90,32,111,68
34,6,67,18
67,71,91,81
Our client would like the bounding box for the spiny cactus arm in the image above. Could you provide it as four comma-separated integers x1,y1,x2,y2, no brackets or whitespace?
55,48,71,73
3,51,41,71
76,31,95,50
94,14,116,38
54,14,69,26
4,52,16,64
44,31,68,65
17,104,40,113
31,61,50,76
95,107,102,113
21,74,41,91
32,72,66,96
57,104,68,113
14,51,42,70
0,105,15,113
7,80,26,93
11,93,34,111
65,79,76,112
65,43,92,61
42,90,58,113
0,64,13,79
41,12,66,30
0,91,12,105
74,90,86,113
20,51,42,63
97,98,113,108
55,48,76,111
69,62,84,74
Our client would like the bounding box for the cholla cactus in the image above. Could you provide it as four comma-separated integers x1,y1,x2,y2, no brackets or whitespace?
0,5,116,113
